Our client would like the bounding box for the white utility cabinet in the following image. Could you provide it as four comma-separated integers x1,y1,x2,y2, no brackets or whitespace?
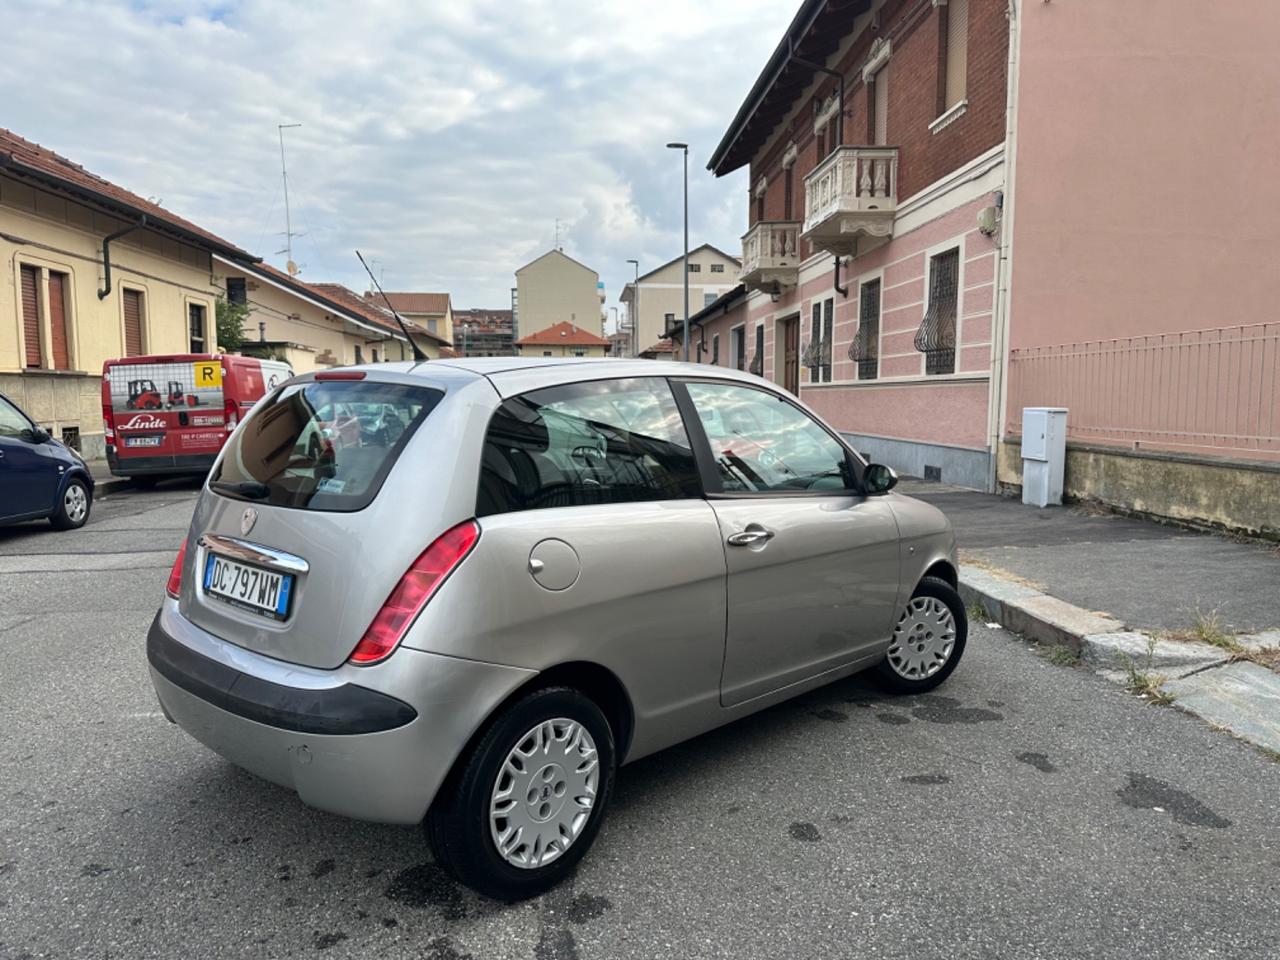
1021,407,1068,507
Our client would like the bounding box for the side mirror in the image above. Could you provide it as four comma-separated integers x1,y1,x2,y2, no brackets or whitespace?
864,462,898,494
21,426,51,444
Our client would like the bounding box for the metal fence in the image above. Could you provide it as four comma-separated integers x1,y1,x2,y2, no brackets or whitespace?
1006,322,1280,461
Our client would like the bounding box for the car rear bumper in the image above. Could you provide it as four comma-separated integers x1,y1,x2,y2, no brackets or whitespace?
107,450,217,477
146,601,537,825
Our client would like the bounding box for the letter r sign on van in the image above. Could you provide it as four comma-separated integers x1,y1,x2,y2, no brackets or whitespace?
194,362,222,388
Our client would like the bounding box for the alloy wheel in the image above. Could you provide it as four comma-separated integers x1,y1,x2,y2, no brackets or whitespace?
64,484,88,524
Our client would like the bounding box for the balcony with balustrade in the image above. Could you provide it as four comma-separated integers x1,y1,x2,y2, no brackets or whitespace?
739,220,802,294
802,145,899,256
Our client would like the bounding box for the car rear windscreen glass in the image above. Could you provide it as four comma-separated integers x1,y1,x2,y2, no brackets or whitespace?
210,380,442,511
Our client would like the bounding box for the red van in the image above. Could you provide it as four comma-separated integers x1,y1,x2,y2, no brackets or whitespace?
102,354,292,481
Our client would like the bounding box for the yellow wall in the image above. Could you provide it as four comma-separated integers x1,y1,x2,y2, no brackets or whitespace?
1,176,220,372
1,175,222,456
516,251,602,338
401,303,453,346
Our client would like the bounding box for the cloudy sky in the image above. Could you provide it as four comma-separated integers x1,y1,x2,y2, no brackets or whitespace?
3,0,796,327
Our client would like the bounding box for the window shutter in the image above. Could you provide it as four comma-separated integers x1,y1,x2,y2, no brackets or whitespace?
48,272,70,370
946,0,969,108
21,265,42,368
873,68,889,145
123,289,144,357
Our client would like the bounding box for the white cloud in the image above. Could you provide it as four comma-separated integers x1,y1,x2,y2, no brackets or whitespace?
1,0,794,311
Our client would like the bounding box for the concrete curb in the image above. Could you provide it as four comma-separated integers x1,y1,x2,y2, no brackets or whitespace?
959,562,1280,758
92,476,135,498
957,564,1122,652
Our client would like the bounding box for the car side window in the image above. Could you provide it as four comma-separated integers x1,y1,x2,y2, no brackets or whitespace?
683,381,854,494
0,396,32,438
477,377,702,516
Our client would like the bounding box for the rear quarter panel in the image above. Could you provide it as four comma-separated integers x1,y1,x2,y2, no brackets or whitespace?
407,500,729,762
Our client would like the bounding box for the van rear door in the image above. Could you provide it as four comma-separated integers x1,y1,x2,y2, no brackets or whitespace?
106,357,228,465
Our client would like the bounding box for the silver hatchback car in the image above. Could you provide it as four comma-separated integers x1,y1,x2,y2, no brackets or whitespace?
148,358,966,900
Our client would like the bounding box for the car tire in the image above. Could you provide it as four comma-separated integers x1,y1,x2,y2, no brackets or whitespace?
425,686,616,901
873,576,968,695
49,477,91,530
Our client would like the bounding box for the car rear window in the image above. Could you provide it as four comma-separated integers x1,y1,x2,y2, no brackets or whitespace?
210,380,442,512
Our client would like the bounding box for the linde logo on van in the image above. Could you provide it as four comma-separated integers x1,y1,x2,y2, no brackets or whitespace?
119,414,166,431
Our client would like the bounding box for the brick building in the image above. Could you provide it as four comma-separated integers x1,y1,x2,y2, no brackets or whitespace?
709,0,1009,490
707,0,1280,534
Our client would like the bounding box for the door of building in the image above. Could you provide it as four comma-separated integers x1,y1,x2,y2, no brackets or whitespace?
780,315,800,395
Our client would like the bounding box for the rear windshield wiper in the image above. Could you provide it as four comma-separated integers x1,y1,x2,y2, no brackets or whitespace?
210,479,270,500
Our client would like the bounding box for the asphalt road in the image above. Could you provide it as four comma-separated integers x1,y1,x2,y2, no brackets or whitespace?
2,484,1279,960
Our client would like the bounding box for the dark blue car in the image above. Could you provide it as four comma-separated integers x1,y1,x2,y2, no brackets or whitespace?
0,391,94,530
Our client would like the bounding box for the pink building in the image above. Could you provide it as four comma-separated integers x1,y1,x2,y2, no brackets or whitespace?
702,0,1280,534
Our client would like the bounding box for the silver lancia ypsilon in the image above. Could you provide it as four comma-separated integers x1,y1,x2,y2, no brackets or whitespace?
148,358,966,900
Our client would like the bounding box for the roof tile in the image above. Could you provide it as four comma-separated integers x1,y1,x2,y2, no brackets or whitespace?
516,321,611,347
0,127,252,258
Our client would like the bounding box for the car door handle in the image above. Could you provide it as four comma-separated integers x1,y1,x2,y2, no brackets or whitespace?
727,526,775,547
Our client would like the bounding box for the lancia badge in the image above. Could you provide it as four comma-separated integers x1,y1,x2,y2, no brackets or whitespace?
240,507,257,536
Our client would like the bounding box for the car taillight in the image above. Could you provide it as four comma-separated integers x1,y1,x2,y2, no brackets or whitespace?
224,399,238,432
166,538,189,599
102,402,115,443
349,520,480,665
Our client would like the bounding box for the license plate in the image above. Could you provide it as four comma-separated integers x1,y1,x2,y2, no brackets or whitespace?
126,436,163,447
202,554,293,620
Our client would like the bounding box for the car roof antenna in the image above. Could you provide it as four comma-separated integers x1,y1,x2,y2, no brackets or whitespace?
356,250,428,362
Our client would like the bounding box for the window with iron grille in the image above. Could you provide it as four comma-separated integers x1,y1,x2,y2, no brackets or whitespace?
731,326,745,371
915,249,959,375
850,278,881,380
688,263,701,273
226,277,247,305
804,299,834,383
188,303,207,353
710,263,725,273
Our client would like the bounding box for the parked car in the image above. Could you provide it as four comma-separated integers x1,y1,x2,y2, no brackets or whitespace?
0,391,94,530
102,353,292,483
147,359,965,900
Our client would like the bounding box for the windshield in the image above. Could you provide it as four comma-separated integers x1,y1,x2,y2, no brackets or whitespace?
210,380,442,511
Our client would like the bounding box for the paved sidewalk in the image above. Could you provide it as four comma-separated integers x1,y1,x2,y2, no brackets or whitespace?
905,480,1280,634
904,480,1280,755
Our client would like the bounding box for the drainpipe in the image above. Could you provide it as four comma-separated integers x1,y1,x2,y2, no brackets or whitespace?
833,252,850,299
986,0,1021,494
97,215,147,299
791,38,850,301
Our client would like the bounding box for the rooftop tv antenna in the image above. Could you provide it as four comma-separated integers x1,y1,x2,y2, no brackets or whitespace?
356,250,428,361
278,123,302,275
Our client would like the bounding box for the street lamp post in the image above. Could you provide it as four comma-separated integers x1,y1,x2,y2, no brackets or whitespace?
667,142,690,361
625,258,640,357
